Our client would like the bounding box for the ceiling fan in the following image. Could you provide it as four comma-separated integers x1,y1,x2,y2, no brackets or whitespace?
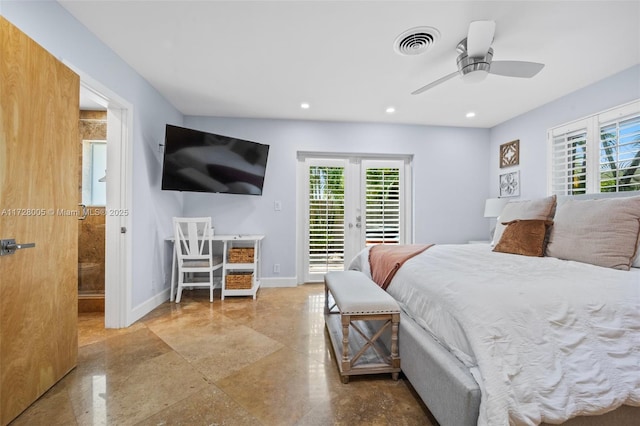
412,20,545,95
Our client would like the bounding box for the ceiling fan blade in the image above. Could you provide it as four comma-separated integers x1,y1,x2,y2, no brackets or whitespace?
467,20,495,58
411,71,459,95
490,60,545,78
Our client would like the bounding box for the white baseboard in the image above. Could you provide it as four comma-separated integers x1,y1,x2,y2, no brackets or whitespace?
128,288,170,326
126,278,300,325
260,277,298,288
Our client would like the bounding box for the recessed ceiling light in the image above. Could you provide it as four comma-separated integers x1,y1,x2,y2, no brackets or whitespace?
466,112,476,118
386,106,396,114
300,102,310,109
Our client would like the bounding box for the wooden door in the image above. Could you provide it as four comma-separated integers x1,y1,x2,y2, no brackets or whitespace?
0,17,79,425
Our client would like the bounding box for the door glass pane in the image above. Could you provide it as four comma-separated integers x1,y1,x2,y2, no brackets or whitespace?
308,166,345,274
365,167,400,245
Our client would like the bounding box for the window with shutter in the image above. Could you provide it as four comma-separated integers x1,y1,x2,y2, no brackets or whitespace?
550,128,588,195
548,100,640,196
599,115,640,192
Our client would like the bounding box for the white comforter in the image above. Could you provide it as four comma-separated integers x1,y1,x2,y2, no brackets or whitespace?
350,244,640,425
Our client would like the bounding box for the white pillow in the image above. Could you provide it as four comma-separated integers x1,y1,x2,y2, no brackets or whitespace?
633,240,640,268
491,195,557,246
546,196,640,270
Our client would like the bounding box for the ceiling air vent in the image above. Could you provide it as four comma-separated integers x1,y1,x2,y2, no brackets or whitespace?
394,26,440,56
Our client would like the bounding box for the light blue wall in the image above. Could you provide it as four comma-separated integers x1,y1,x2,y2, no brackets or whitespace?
0,0,490,312
1,1,184,313
184,116,491,280
489,65,640,199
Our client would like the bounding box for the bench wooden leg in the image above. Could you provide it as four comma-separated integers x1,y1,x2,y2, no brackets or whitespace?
341,314,351,374
391,313,400,373
324,283,329,315
324,285,338,315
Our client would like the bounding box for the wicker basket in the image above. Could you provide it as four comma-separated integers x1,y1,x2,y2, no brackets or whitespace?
225,273,253,289
228,247,254,263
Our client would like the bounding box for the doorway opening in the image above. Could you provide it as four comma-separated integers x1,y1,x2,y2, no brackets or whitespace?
78,109,108,312
78,78,132,328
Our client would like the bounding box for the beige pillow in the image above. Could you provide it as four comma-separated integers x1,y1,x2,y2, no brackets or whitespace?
493,219,553,257
492,195,557,246
546,196,640,270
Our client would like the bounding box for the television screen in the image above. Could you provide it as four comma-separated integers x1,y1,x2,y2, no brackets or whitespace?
161,124,269,195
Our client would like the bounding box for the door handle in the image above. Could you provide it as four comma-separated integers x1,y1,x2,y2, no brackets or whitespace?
348,216,363,229
355,215,362,228
0,239,36,256
78,203,87,220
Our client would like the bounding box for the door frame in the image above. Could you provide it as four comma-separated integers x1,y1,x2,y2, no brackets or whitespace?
296,151,413,283
72,65,133,328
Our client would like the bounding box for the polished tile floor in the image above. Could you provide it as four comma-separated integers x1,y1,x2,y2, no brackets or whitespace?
12,284,435,425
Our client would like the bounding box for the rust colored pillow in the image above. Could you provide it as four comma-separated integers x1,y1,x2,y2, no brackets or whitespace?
493,219,553,257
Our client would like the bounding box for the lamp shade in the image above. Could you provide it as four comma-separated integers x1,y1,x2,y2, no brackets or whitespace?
484,198,509,218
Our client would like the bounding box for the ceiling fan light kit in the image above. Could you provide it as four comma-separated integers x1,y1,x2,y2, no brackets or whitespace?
411,20,545,95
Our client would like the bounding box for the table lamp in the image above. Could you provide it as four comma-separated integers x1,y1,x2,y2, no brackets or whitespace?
484,198,509,240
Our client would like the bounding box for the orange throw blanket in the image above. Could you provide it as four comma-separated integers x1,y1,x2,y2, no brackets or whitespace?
369,244,433,290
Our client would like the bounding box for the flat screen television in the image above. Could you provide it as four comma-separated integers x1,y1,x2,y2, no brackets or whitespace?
161,124,269,195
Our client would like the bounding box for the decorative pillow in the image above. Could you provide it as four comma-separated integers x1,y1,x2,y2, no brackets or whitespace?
493,219,553,257
633,234,640,268
491,195,557,246
546,196,640,270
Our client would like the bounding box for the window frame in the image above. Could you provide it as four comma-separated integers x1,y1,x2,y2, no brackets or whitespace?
547,100,640,196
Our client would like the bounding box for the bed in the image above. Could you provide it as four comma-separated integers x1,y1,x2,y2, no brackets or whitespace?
349,193,640,425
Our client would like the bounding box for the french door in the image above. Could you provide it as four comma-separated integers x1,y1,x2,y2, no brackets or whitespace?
301,155,411,282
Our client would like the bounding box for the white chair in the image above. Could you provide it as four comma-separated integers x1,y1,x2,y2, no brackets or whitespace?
173,217,220,303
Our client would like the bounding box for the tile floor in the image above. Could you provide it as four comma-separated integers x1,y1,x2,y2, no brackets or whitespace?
11,284,436,426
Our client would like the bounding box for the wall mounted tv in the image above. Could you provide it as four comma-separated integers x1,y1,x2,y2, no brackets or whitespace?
161,124,269,195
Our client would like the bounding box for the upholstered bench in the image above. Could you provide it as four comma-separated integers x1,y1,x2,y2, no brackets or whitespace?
324,270,401,384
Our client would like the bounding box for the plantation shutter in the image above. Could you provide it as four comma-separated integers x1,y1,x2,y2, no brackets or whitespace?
550,122,589,196
599,114,640,192
364,166,401,245
307,165,345,274
548,101,640,196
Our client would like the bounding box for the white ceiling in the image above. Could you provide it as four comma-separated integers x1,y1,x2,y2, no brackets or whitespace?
62,1,640,128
